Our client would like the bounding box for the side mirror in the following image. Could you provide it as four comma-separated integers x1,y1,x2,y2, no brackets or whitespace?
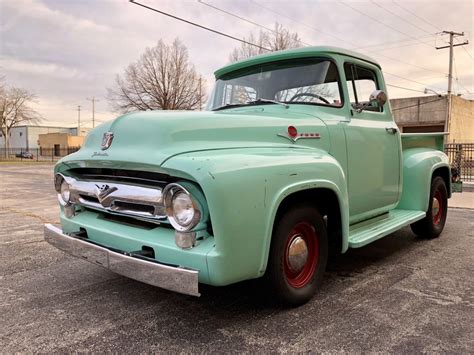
356,90,387,113
369,90,387,106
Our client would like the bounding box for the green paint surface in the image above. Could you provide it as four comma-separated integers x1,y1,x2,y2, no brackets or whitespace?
55,47,450,286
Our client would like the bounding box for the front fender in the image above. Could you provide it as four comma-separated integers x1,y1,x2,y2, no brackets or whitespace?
163,147,349,286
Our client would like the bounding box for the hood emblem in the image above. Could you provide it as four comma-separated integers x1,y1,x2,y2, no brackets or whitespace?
95,184,118,206
278,125,321,143
101,131,114,150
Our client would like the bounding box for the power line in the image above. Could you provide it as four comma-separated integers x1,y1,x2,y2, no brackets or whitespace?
392,97,446,111
197,0,313,47
386,83,426,93
370,51,447,76
131,0,446,95
197,0,310,47
370,0,434,36
249,0,355,47
453,55,473,95
355,34,439,50
129,0,271,52
362,38,439,52
392,1,442,32
198,0,274,32
337,0,434,50
456,38,474,61
384,71,445,92
436,31,469,95
244,0,447,78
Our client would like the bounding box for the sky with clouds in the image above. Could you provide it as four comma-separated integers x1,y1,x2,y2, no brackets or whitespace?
0,0,473,128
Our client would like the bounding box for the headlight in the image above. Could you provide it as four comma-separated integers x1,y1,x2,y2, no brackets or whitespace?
55,173,71,206
173,192,195,225
163,183,201,231
60,180,71,205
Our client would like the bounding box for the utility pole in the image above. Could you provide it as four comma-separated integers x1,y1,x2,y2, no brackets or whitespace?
86,97,99,128
77,105,81,135
3,119,8,158
436,31,469,95
436,31,469,138
198,76,202,111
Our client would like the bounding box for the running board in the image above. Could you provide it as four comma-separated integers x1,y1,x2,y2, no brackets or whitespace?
348,210,426,248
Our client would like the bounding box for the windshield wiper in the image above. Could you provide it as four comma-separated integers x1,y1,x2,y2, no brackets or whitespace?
247,98,289,108
212,98,289,111
212,103,248,111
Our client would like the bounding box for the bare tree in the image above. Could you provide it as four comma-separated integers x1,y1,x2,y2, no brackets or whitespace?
108,39,206,112
0,79,41,154
229,23,303,62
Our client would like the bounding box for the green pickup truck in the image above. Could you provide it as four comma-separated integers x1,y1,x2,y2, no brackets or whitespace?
45,46,451,306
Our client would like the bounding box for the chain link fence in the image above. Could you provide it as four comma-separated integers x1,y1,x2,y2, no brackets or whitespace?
0,147,80,162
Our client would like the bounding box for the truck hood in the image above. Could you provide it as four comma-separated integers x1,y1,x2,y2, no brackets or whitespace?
67,106,330,167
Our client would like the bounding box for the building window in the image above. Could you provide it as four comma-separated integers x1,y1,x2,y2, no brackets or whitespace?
20,132,23,137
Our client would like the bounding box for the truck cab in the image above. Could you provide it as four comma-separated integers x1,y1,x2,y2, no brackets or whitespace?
45,46,451,306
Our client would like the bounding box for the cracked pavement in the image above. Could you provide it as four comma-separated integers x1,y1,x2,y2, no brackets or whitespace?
1,163,473,352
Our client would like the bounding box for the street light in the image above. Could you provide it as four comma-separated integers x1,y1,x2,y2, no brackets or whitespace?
424,88,443,97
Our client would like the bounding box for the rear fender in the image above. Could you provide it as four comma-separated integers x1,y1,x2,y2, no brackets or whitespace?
397,148,451,211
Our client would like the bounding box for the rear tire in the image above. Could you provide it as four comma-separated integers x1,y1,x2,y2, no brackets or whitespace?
410,176,448,239
265,204,328,306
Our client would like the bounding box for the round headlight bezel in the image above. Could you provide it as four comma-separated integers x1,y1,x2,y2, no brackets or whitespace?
55,173,72,206
163,183,201,232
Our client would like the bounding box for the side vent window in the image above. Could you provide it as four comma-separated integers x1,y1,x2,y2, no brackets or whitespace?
344,63,382,112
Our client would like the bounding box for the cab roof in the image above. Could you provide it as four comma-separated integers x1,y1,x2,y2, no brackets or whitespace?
214,46,381,79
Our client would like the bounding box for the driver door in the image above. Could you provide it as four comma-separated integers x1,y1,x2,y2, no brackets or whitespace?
343,62,401,223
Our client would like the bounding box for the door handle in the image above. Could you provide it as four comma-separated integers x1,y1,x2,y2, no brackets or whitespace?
385,127,398,134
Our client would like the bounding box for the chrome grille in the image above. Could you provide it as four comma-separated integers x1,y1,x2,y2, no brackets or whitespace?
62,175,166,223
68,168,174,187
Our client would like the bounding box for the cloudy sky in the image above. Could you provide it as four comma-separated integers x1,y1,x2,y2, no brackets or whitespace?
1,0,473,128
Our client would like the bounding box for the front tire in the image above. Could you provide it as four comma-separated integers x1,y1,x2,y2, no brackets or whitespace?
265,205,328,306
411,176,448,239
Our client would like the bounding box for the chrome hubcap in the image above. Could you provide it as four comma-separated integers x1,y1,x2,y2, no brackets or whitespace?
432,197,440,217
287,235,309,273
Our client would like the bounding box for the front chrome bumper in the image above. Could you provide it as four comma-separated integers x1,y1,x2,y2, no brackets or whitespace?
44,224,200,296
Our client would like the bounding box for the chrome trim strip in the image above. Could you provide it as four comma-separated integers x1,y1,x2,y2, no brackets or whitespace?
277,133,321,143
44,224,200,296
61,174,166,221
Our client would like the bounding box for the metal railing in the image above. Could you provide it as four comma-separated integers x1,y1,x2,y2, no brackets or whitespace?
0,147,81,162
445,143,474,182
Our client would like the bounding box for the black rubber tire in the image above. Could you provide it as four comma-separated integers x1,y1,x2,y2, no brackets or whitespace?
265,204,328,306
410,176,448,239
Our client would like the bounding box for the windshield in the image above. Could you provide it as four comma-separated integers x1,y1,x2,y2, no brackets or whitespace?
206,59,342,111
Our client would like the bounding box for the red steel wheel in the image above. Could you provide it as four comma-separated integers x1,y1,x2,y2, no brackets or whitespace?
265,204,328,306
283,222,319,288
432,190,444,225
411,176,448,239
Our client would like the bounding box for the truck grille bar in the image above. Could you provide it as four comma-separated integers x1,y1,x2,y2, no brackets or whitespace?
61,175,166,222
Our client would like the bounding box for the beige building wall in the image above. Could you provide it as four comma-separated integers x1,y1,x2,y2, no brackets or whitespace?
38,132,84,149
449,96,474,143
68,135,85,147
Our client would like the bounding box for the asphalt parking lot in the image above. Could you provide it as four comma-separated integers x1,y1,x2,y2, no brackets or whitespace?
1,163,473,352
